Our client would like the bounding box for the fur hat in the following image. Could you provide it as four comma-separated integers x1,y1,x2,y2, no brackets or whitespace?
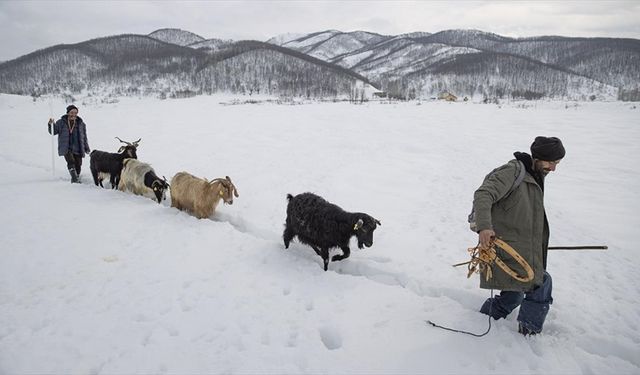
530,136,565,161
66,105,78,114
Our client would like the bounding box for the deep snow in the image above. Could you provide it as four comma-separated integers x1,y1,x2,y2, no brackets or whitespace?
0,94,638,374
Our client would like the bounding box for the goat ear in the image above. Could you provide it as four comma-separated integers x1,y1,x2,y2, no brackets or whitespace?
375,219,381,226
233,187,239,198
118,146,125,153
353,218,364,231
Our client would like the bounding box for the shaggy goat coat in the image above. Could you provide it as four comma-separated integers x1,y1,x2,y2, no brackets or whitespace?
170,172,238,219
89,145,137,189
118,159,166,203
283,192,381,271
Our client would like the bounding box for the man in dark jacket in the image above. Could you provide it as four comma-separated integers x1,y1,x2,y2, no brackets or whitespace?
472,136,565,336
48,105,91,183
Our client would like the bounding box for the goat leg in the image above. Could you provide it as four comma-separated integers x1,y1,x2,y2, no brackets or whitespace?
283,228,295,249
332,246,351,262
321,248,330,271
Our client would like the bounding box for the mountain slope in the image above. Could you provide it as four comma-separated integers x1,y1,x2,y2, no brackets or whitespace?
189,38,235,53
0,35,373,98
277,30,388,62
272,29,639,99
414,32,640,90
1,28,638,100
148,28,206,46
392,52,617,100
196,41,377,96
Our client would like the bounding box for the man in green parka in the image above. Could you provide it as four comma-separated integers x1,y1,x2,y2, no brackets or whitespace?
473,136,565,336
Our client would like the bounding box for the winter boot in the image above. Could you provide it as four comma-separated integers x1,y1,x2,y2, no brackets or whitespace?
518,323,538,337
68,168,80,183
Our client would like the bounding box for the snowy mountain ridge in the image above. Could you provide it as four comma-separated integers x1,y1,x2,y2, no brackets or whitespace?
0,28,638,100
269,29,639,100
0,35,375,99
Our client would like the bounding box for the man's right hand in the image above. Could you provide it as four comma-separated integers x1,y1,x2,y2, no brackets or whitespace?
479,229,496,248
48,118,54,126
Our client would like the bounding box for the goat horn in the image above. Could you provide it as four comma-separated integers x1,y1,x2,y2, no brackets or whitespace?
224,176,239,197
132,138,141,147
115,136,132,146
375,219,382,226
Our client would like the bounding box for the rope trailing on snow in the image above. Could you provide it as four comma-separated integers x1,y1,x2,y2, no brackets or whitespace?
426,289,495,337
453,238,534,283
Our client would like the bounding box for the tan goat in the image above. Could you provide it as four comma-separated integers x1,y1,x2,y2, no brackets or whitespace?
170,172,239,219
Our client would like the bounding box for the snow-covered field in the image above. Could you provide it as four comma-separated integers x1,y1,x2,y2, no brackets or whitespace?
1,94,638,374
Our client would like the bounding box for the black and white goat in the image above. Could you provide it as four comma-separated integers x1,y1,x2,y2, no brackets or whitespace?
118,159,169,203
283,192,381,271
90,137,140,189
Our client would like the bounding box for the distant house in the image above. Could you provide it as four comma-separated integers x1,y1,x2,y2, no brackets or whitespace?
373,91,388,98
438,92,458,102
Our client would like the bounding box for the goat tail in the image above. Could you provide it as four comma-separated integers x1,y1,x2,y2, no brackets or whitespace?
286,193,294,201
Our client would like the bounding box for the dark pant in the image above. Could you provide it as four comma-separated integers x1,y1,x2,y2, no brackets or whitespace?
64,152,83,174
480,272,553,333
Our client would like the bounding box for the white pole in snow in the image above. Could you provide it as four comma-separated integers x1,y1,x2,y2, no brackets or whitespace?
48,98,55,177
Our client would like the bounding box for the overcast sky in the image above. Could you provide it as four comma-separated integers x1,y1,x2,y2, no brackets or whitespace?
1,0,639,61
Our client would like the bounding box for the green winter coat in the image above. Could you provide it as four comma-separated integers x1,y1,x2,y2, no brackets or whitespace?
472,159,549,291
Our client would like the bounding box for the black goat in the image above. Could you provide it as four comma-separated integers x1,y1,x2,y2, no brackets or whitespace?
90,137,140,189
283,192,381,271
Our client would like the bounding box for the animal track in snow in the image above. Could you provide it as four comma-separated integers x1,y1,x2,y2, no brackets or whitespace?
319,325,342,350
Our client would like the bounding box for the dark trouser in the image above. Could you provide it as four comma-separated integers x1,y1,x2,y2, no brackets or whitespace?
480,271,553,333
64,152,83,174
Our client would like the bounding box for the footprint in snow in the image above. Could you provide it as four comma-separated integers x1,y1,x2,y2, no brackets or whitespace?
319,325,343,350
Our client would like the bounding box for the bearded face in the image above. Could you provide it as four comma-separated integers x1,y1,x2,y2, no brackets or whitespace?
534,159,560,176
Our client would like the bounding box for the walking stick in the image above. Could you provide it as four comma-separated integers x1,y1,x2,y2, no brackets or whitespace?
548,246,608,250
48,98,55,177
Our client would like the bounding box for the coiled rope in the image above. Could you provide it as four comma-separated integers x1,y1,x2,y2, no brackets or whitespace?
454,238,534,283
